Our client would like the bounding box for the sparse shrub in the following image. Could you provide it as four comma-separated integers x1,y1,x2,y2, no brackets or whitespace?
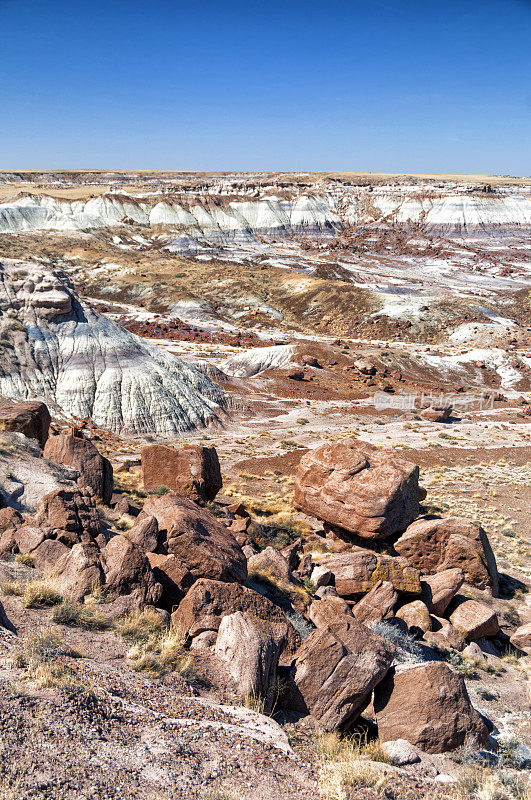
1,581,24,596
115,608,166,643
149,485,170,495
285,609,314,640
13,629,87,690
370,621,425,663
52,599,107,630
247,566,311,609
477,687,498,702
503,606,521,627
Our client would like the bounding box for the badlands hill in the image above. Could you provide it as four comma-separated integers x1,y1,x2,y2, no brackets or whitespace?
0,259,224,435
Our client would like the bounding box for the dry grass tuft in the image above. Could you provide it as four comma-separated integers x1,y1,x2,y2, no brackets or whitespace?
13,629,89,690
318,731,390,800
14,554,35,567
116,610,199,683
247,565,311,609
52,599,107,630
22,579,63,608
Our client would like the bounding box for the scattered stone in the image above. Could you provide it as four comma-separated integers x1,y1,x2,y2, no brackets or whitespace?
0,398,51,448
292,617,394,730
424,617,466,651
310,564,332,589
382,739,421,765
419,405,452,422
248,547,293,585
396,600,431,636
147,552,194,608
215,611,286,712
352,580,397,624
101,534,162,605
449,599,500,641
122,515,160,553
420,568,464,616
309,595,353,628
143,493,247,584
325,549,421,597
510,623,531,654
49,541,104,601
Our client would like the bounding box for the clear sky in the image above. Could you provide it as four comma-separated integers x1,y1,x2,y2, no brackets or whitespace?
1,0,530,173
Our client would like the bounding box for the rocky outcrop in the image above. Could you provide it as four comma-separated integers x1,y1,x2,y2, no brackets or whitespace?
294,440,420,540
143,493,247,584
0,260,225,436
292,617,394,730
0,398,50,448
374,662,489,752
16,488,102,552
324,549,422,598
215,611,286,712
141,444,222,500
1,188,530,238
44,433,113,505
394,517,498,595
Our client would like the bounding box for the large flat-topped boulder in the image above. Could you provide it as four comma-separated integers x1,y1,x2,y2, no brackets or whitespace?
141,443,222,500
394,516,498,595
294,439,420,540
143,493,247,584
0,259,225,436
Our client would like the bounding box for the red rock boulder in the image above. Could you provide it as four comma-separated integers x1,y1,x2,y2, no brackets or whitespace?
374,662,489,752
0,398,51,449
294,440,420,540
141,443,222,501
325,549,421,598
143,493,246,584
44,433,113,505
394,517,498,595
292,617,394,730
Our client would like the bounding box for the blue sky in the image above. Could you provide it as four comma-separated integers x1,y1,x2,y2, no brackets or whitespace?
1,0,530,173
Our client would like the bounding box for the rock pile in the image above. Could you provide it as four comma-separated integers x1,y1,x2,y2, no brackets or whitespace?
0,419,506,755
